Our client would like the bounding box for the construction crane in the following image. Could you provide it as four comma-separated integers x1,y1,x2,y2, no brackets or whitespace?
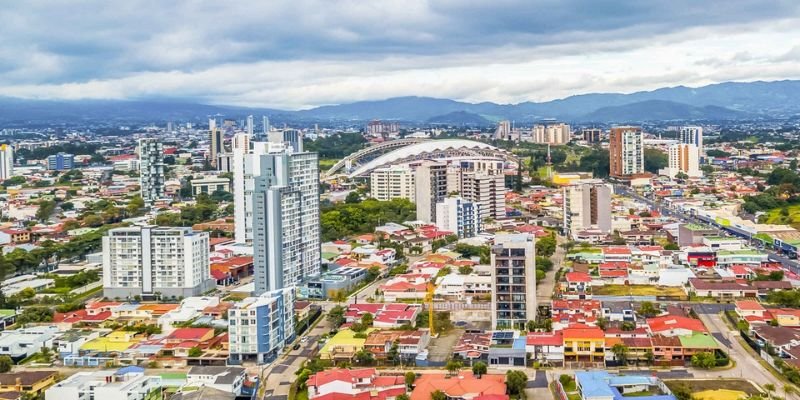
426,281,436,336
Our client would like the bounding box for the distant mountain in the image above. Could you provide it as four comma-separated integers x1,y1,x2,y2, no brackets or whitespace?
2,79,800,124
581,100,753,123
426,111,492,125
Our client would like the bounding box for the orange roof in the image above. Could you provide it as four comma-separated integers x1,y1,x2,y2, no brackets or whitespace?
562,323,605,340
736,300,765,311
411,372,506,400
137,304,179,314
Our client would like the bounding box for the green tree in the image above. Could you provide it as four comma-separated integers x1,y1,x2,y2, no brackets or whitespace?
644,148,668,173
396,395,410,400
458,265,473,275
505,370,528,396
536,233,556,257
355,349,374,365
404,371,416,390
345,191,361,204
611,343,629,364
188,347,202,357
0,356,12,373
472,361,487,378
361,312,374,327
36,200,57,222
637,301,659,318
431,390,446,400
327,305,346,327
446,360,463,376
691,351,717,369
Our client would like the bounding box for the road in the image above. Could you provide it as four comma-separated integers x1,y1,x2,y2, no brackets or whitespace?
695,310,799,398
538,233,566,304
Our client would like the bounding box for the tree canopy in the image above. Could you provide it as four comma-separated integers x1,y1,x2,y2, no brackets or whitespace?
320,198,415,241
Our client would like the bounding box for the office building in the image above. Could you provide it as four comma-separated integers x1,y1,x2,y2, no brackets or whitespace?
609,126,644,177
209,119,224,169
138,138,165,204
262,116,270,137
252,144,320,294
45,368,162,400
582,128,602,143
563,180,613,239
679,126,703,160
246,115,254,136
232,133,253,244
366,120,399,136
531,123,571,145
217,153,233,173
491,234,536,330
47,152,75,171
661,143,702,179
0,144,13,180
450,160,506,221
102,226,214,299
228,287,295,363
190,176,231,196
494,120,512,140
268,129,303,153
435,197,482,238
414,161,449,223
370,165,416,202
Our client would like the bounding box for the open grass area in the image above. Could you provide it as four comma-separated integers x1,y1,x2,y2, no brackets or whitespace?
592,284,686,297
664,379,761,396
762,204,800,229
319,158,339,171
622,389,659,397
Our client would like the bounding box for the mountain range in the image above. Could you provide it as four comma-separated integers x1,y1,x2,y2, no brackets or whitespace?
2,80,800,125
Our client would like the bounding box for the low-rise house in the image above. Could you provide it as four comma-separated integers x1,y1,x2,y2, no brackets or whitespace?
552,300,602,330
574,371,676,400
45,367,161,400
307,368,405,400
54,330,102,356
0,371,58,395
734,300,771,324
601,302,635,322
562,324,605,364
345,303,420,329
687,278,758,299
363,330,430,362
526,331,564,366
186,366,246,395
0,326,60,362
487,331,527,367
646,315,707,337
453,332,491,363
410,372,506,400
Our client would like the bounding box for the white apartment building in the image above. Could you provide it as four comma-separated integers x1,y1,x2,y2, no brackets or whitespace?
138,138,165,205
661,143,702,179
609,126,644,177
0,144,14,180
102,226,214,299
228,287,295,363
370,165,415,202
232,132,252,244
451,160,506,221
435,196,482,238
491,234,536,330
679,126,703,159
563,180,613,239
414,160,449,223
190,176,231,196
252,144,320,294
494,120,512,140
46,368,162,400
530,123,571,145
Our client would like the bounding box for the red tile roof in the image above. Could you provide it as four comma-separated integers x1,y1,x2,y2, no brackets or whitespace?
167,328,213,341
647,315,707,334
565,272,592,282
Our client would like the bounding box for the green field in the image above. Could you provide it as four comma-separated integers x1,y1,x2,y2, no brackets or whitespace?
319,158,339,171
593,285,686,297
664,379,761,397
762,204,800,229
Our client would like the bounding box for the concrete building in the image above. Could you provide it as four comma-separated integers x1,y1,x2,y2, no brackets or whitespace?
209,119,224,169
186,366,246,395
252,144,320,294
435,197,482,239
454,160,506,221
491,234,536,330
47,152,75,171
45,367,162,400
190,177,231,196
531,123,571,145
494,120,511,140
563,180,613,239
232,133,253,244
369,165,416,202
0,325,60,362
414,161,448,223
138,138,165,205
609,126,644,177
228,287,295,363
102,226,214,299
0,144,13,180
268,129,304,152
582,128,602,143
661,143,702,179
679,126,703,159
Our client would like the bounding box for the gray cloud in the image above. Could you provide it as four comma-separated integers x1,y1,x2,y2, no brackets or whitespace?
0,0,799,107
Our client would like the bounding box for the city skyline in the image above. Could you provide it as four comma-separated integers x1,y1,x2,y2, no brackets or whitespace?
1,1,799,109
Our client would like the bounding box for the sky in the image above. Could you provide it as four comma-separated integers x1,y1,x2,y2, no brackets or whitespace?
2,1,800,109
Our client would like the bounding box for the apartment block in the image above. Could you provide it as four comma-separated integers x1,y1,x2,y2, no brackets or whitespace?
370,165,416,202
563,180,613,239
414,161,449,223
228,287,295,363
491,234,536,330
0,144,14,180
531,123,571,145
47,152,75,171
679,126,703,159
435,196,482,238
660,143,702,179
209,119,224,169
138,138,165,205
102,226,214,299
609,126,644,177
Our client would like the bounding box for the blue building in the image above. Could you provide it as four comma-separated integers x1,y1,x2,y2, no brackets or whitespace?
47,152,75,171
227,287,295,364
574,371,676,400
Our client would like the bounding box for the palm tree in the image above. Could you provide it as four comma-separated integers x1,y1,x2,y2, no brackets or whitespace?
611,343,629,365
783,385,796,400
764,383,775,400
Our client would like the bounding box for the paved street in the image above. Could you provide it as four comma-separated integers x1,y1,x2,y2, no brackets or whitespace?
538,233,566,305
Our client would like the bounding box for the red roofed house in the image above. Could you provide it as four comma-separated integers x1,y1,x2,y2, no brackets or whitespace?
564,272,592,296
603,246,632,263
307,368,405,400
646,315,707,337
526,331,564,366
562,323,605,363
410,372,507,400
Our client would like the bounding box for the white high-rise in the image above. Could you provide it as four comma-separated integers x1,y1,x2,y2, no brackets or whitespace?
228,287,295,363
247,115,254,136
661,143,702,179
232,133,253,244
138,138,165,204
370,165,416,202
609,126,644,177
435,197,482,238
251,143,320,294
102,226,214,299
0,144,13,180
563,180,613,239
449,160,506,221
531,123,571,145
679,126,703,160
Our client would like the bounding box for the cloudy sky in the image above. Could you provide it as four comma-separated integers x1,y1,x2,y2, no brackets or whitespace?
2,1,800,109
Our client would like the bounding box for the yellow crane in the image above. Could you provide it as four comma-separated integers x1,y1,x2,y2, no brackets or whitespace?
426,281,436,336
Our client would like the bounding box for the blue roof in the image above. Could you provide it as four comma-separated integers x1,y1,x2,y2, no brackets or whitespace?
576,371,676,400
115,366,145,375
512,337,527,350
